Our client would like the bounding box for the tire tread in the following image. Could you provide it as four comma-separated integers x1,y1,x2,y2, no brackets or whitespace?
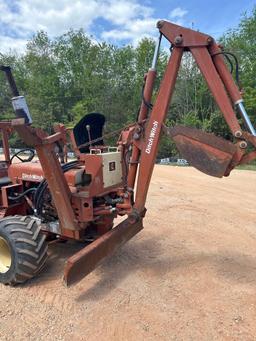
0,215,48,286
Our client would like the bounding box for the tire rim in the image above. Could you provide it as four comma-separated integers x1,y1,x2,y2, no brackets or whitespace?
0,237,12,273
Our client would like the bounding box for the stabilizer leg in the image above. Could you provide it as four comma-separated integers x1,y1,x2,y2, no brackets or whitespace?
63,217,143,286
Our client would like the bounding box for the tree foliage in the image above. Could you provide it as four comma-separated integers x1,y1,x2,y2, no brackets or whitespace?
0,8,255,157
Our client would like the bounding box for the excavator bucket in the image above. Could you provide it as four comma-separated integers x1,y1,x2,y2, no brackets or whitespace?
165,125,238,177
63,217,143,286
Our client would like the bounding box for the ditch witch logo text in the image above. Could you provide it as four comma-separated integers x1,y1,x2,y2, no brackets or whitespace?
145,120,158,154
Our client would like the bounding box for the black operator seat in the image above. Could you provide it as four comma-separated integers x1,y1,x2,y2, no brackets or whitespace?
0,176,11,187
73,113,106,153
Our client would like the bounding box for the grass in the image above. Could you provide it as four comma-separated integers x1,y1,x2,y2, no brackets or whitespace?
236,164,256,171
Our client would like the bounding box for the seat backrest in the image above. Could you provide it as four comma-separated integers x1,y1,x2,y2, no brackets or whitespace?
73,113,105,153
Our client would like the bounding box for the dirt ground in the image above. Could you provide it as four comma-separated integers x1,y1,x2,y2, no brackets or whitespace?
1,165,256,341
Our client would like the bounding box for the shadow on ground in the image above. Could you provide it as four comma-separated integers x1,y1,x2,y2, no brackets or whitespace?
75,238,256,302
20,231,256,302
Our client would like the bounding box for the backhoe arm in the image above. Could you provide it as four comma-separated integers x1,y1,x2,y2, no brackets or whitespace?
132,20,256,214
58,22,256,284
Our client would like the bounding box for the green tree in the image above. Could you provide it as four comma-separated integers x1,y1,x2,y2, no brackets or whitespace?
221,7,256,128
1,8,255,157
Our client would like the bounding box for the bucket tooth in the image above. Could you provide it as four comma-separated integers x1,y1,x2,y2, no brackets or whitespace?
63,217,143,286
165,125,238,177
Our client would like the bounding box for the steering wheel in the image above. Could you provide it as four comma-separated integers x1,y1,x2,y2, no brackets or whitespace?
11,148,35,163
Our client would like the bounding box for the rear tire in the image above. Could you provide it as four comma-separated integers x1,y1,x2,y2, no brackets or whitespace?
0,215,48,285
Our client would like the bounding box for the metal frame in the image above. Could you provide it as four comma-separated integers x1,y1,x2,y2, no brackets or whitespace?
1,20,256,285
131,20,256,211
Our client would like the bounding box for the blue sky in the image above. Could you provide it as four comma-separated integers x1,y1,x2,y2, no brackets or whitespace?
0,0,255,52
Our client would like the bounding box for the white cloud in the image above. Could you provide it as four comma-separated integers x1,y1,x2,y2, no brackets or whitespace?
100,0,159,44
102,17,158,45
0,0,100,36
0,35,28,54
102,0,154,26
169,7,188,19
0,0,188,52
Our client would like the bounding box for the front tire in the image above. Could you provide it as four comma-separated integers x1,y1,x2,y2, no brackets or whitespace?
0,216,48,285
